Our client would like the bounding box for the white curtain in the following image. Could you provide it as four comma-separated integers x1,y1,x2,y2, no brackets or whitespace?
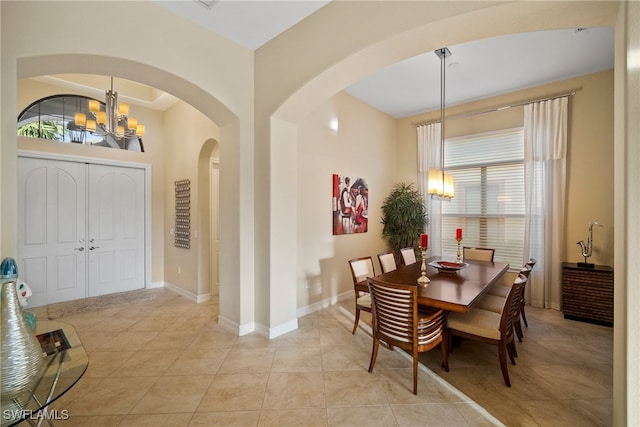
417,123,442,257
523,96,568,310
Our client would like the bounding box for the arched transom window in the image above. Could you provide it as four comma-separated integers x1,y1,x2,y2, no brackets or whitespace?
17,94,144,152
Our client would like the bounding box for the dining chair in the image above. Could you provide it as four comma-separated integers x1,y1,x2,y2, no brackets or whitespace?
520,258,536,327
463,246,495,262
479,260,535,342
377,251,397,273
399,247,417,266
348,256,375,334
446,273,527,387
367,277,448,394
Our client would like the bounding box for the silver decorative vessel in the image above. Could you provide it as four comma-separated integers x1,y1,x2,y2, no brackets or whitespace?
1,280,44,401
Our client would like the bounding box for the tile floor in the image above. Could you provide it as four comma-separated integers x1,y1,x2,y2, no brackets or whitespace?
29,288,612,426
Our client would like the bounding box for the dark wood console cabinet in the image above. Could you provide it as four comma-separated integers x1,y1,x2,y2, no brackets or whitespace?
561,262,613,326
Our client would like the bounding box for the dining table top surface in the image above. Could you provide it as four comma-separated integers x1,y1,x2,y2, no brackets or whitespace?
374,256,510,313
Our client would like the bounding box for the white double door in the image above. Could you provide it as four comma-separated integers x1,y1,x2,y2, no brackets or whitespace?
18,157,146,307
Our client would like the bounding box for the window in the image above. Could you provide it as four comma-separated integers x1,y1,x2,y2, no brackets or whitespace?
442,128,524,269
17,94,144,152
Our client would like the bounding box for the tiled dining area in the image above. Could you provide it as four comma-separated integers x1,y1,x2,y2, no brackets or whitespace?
29,287,612,426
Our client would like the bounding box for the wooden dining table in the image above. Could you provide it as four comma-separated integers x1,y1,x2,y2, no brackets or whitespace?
374,256,509,313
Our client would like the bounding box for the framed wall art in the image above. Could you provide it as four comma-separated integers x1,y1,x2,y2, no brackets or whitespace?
332,174,368,235
174,179,191,249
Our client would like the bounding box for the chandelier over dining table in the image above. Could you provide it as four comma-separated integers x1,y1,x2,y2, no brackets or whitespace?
428,47,454,200
74,76,145,140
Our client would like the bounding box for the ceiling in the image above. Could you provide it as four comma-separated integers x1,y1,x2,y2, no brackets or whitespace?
46,2,614,119
154,1,614,119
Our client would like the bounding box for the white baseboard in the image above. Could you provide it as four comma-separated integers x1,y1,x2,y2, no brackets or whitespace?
154,282,212,304
296,289,353,318
161,282,197,302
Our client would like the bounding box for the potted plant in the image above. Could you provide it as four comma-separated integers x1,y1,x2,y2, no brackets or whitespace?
380,182,428,261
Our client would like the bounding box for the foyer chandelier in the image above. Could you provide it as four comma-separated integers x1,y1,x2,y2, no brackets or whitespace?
427,47,454,200
74,77,145,140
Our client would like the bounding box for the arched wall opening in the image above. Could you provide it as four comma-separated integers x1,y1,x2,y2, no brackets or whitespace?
12,54,243,327
267,0,619,328
197,138,220,301
263,0,624,415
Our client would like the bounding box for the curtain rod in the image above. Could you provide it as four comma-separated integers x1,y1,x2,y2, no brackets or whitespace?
411,90,577,128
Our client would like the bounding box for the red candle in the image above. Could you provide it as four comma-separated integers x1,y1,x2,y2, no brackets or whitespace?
456,228,462,240
420,233,428,248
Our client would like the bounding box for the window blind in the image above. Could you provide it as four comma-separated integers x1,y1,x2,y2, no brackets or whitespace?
442,128,525,270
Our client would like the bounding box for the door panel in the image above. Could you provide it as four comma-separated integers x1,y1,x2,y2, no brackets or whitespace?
18,157,87,306
88,164,145,297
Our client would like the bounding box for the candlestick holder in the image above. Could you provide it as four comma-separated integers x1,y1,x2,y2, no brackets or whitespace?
417,247,430,285
456,237,462,263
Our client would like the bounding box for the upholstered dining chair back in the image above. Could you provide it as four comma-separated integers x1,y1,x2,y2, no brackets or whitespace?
463,247,495,262
367,277,447,394
399,247,417,265
348,256,375,334
349,256,375,283
377,251,397,274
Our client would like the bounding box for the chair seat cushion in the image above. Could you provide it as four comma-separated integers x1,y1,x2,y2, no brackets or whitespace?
447,308,501,340
487,284,510,297
357,293,371,308
475,294,506,313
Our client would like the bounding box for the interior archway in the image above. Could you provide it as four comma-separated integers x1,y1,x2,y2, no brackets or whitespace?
15,54,242,325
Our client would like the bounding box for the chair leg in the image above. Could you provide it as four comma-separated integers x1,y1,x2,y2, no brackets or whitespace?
441,332,450,372
352,307,361,334
368,337,380,373
498,345,511,387
521,302,529,327
514,318,524,343
412,354,418,395
508,340,518,362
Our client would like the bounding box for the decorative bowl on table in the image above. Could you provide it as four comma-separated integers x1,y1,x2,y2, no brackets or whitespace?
428,260,468,274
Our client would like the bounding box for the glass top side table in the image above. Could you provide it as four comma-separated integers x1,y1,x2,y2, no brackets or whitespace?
1,320,88,427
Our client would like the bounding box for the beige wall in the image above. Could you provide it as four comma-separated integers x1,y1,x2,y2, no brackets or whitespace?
296,92,397,312
162,101,219,297
396,69,615,268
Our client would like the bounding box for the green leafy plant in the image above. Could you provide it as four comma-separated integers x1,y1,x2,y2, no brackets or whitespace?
17,121,63,140
380,182,428,259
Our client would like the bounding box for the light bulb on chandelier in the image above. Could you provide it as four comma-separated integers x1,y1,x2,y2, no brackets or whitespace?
74,76,145,140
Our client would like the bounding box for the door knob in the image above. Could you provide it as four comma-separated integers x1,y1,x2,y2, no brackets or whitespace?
89,246,100,251
73,246,85,251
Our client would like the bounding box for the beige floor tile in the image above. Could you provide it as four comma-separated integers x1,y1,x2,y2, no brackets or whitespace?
271,345,323,372
262,371,326,409
197,372,269,412
327,405,398,427
453,403,505,427
111,349,183,377
323,370,388,407
66,376,158,415
258,408,328,426
164,347,228,375
142,330,200,351
189,411,261,427
129,375,213,414
96,331,160,351
117,413,193,427
84,350,136,378
217,347,275,374
186,329,238,349
50,414,124,426
390,403,469,426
